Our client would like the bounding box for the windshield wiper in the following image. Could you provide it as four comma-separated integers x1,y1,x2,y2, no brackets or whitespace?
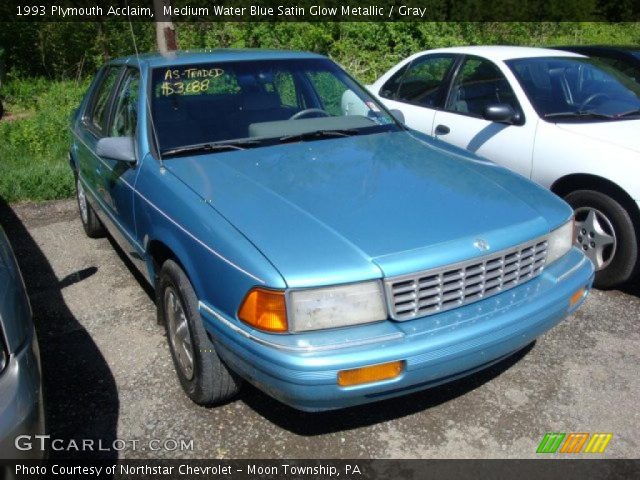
278,129,360,144
162,139,262,157
543,110,614,120
615,108,640,118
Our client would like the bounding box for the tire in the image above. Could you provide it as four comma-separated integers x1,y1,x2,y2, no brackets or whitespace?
157,259,241,405
564,189,638,289
76,177,106,238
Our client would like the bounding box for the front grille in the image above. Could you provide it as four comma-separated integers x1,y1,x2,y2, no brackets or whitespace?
384,237,548,321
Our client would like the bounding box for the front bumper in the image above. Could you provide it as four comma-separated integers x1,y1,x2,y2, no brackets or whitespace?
201,248,594,411
0,330,45,459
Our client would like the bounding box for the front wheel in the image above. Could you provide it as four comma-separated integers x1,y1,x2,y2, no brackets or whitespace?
564,190,638,289
157,260,241,405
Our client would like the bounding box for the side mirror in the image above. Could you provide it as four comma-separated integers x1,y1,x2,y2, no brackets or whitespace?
389,109,405,124
96,137,136,163
482,103,518,124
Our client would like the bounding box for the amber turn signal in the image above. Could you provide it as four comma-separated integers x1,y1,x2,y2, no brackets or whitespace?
238,288,288,332
338,361,405,387
569,288,585,308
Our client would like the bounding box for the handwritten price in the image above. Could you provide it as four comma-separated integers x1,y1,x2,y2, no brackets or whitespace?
160,79,211,96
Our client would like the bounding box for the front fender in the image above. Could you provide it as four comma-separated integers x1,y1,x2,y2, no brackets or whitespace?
134,155,286,320
533,121,640,202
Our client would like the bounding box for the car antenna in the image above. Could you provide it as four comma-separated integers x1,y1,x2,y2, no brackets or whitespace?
127,3,165,169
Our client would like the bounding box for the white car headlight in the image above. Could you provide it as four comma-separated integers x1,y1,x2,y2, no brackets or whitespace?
546,218,574,265
288,281,387,332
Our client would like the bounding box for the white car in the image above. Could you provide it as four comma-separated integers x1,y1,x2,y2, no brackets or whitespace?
369,46,640,288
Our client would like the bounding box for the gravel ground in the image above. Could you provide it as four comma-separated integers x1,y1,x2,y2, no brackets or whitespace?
1,198,639,460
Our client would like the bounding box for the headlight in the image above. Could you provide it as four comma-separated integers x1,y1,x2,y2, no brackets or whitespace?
546,218,574,265
288,281,387,332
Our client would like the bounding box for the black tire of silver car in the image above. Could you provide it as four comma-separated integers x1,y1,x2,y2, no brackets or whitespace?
564,190,638,289
76,177,105,238
157,259,241,405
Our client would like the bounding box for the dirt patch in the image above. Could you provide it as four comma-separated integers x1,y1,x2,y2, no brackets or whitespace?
7,198,77,228
0,111,33,122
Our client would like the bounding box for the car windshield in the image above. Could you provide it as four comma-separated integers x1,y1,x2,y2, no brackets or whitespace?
506,56,640,121
150,58,400,155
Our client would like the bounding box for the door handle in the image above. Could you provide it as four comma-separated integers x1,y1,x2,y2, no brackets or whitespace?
435,124,450,135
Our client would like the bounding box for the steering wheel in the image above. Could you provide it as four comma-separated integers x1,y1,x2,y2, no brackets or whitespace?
289,108,330,120
578,92,611,110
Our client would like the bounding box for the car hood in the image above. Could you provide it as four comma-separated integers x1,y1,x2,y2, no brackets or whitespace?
166,131,570,287
555,119,640,153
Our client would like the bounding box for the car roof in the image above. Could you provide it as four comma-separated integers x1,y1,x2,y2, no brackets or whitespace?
411,45,585,61
109,49,327,69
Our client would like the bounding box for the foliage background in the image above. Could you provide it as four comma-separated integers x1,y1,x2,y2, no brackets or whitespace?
0,22,639,202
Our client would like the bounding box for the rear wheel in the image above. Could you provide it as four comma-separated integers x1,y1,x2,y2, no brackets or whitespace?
157,260,241,405
564,190,638,289
76,177,105,238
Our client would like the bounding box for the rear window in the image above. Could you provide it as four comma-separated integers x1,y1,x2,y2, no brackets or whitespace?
380,54,456,107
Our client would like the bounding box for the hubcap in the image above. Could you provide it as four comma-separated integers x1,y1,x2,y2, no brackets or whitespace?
164,287,195,380
77,179,89,224
574,207,617,271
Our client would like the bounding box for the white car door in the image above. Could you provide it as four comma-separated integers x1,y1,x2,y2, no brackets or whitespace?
431,55,537,179
372,53,459,135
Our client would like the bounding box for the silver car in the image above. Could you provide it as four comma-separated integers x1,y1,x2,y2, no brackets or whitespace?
0,224,44,459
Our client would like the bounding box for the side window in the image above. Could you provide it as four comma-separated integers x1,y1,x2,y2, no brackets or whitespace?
379,63,409,99
110,70,140,138
446,57,520,117
380,55,456,107
90,67,121,133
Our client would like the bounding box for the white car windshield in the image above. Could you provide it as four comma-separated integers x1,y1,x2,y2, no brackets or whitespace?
151,58,400,156
506,56,640,121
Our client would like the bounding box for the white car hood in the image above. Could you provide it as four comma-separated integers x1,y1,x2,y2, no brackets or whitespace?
555,119,640,153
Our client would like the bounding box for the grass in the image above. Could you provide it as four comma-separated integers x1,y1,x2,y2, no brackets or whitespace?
0,79,89,203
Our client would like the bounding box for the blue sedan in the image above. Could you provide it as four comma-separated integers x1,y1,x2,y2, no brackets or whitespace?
69,50,594,411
